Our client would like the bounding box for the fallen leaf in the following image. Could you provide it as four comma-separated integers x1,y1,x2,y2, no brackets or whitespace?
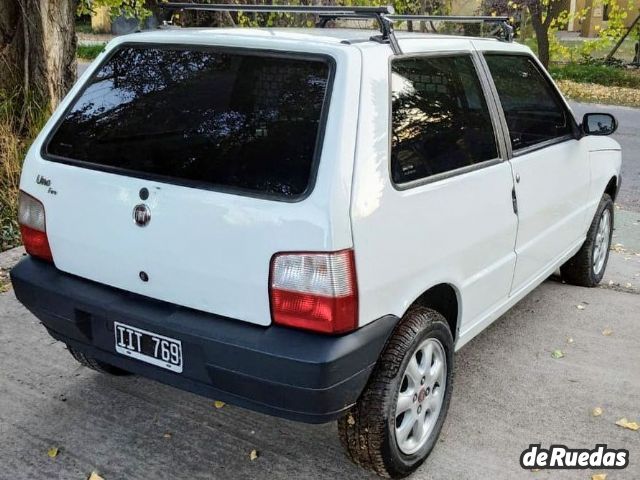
576,304,586,310
602,328,613,336
551,349,564,359
615,418,640,431
592,407,603,417
0,283,10,293
611,243,626,253
347,414,356,425
213,400,225,409
592,474,607,480
556,80,640,108
47,447,59,458
88,473,104,480
625,282,632,288
608,280,614,286
249,449,259,461
566,337,574,344
163,432,172,439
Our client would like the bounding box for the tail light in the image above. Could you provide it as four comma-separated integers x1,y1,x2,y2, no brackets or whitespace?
18,191,53,263
269,249,358,334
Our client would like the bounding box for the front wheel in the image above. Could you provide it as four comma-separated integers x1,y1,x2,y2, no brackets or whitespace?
561,194,614,287
337,307,454,478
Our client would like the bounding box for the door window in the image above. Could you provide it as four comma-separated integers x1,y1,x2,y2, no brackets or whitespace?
484,54,574,152
390,55,499,185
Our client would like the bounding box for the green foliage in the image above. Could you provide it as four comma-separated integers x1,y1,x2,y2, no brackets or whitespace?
77,44,106,60
547,7,590,61
549,62,640,88
0,90,49,252
77,0,151,20
176,0,446,28
549,0,638,63
574,0,635,60
76,19,94,34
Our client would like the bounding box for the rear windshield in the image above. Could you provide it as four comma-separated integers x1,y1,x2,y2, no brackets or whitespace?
45,45,332,199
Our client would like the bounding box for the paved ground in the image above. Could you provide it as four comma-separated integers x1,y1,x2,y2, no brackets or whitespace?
0,252,638,480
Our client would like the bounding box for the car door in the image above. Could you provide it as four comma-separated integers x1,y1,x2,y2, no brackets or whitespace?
480,51,590,295
350,46,519,339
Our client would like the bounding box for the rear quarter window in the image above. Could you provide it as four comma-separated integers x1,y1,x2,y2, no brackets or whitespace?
390,55,499,185
45,45,333,200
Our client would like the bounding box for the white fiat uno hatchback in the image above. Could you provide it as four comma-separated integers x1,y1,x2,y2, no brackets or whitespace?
11,4,621,478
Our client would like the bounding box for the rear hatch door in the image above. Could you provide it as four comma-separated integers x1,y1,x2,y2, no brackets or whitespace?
21,39,356,326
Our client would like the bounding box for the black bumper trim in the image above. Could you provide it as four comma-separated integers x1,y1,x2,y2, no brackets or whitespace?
10,257,398,423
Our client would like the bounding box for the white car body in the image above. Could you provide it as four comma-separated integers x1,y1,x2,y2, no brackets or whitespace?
20,28,621,350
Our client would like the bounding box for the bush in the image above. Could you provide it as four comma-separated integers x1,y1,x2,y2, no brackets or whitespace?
0,91,48,252
549,63,640,89
77,44,105,60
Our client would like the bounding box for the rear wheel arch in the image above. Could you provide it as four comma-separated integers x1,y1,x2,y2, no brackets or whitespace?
408,283,460,343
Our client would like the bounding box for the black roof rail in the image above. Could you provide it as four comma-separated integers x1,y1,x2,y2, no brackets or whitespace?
389,15,514,42
160,3,394,15
157,3,514,54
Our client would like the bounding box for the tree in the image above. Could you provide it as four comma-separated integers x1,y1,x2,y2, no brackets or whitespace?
1,0,76,253
77,0,153,24
482,0,565,67
527,0,565,67
0,0,77,113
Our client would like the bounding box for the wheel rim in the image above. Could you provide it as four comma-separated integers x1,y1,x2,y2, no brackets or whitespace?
394,338,447,455
593,209,611,275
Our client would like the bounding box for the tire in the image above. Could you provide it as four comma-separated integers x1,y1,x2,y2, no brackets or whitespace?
561,194,614,287
337,307,454,478
68,347,131,376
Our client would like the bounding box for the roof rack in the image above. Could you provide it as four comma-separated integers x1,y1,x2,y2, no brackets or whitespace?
389,15,513,43
157,3,514,54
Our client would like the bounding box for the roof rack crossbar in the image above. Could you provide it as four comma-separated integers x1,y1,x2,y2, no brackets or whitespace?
159,2,403,53
388,15,509,22
157,3,514,52
160,3,393,15
388,15,514,41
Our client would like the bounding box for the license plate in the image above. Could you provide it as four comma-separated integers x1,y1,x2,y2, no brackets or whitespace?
114,322,183,373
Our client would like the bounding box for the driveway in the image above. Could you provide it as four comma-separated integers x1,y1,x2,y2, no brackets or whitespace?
0,253,638,480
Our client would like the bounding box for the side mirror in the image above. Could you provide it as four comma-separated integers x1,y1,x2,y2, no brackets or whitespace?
582,113,618,136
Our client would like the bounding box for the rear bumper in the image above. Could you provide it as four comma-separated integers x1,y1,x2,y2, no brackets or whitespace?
10,257,397,423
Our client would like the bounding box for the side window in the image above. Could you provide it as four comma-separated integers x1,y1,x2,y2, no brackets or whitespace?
484,54,574,152
391,55,498,185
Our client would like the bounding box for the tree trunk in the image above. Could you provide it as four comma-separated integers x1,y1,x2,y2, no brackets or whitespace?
0,0,76,116
530,10,550,68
